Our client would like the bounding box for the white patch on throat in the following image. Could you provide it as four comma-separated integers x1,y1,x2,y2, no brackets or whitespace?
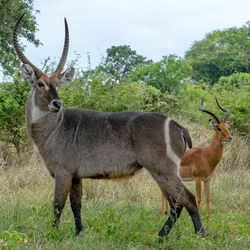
164,118,181,176
30,89,48,122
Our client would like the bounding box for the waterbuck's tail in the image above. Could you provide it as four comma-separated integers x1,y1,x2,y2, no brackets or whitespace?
174,121,192,149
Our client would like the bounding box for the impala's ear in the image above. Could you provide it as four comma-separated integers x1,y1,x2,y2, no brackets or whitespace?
58,67,75,84
21,64,37,86
209,119,216,129
227,121,233,127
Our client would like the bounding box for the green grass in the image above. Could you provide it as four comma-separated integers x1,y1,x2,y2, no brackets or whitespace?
0,124,249,249
0,161,249,249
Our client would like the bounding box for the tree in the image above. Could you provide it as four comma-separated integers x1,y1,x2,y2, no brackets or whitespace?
0,72,30,152
130,54,192,93
185,22,250,84
100,45,152,84
0,0,40,76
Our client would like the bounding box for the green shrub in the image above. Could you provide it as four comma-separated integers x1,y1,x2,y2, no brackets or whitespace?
178,74,249,134
0,72,30,152
60,74,173,114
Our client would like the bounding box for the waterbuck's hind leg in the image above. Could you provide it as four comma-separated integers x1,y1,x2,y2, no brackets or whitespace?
70,178,83,235
53,173,72,229
158,198,183,237
151,170,205,238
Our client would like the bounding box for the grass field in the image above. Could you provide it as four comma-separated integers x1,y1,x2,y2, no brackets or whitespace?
0,121,249,249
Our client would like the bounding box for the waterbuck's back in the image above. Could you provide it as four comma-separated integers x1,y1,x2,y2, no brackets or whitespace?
34,109,167,179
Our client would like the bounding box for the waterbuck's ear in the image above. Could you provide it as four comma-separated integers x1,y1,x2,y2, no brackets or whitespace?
21,64,37,86
209,119,216,130
58,67,75,84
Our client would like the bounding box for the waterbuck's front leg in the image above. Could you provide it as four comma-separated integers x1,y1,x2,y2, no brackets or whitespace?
53,172,72,229
70,178,83,235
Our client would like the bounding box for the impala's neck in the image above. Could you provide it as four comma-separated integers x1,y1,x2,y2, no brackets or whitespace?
25,89,63,147
205,132,224,168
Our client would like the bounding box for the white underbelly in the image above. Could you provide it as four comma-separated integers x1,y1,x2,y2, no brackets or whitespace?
182,177,195,182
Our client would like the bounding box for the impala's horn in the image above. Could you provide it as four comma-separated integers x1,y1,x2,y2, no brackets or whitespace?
215,97,230,122
200,98,221,124
13,13,45,78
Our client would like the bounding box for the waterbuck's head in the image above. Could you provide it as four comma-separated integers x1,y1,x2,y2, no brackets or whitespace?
200,97,232,143
13,14,75,113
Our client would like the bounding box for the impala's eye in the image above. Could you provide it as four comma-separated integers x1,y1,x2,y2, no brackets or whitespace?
217,127,222,131
38,81,45,88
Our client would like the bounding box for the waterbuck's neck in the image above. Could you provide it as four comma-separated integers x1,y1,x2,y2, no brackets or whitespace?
25,89,63,147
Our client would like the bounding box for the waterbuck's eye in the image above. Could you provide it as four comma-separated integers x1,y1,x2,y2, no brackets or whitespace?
38,81,45,88
217,127,222,131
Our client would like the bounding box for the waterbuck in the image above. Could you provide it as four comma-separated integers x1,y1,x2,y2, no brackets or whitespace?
13,14,205,238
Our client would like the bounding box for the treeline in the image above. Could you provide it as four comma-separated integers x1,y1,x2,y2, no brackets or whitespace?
0,22,249,153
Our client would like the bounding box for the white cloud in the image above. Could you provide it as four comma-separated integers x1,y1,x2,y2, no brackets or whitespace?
1,0,249,79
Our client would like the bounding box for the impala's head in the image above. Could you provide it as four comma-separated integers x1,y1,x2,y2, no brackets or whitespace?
201,97,232,143
13,14,75,113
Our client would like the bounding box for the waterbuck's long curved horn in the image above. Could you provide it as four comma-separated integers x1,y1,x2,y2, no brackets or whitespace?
200,98,221,123
215,97,230,122
13,13,45,78
51,18,69,78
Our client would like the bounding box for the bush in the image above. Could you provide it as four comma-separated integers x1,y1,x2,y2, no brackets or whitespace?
59,72,173,114
0,72,30,152
177,73,250,134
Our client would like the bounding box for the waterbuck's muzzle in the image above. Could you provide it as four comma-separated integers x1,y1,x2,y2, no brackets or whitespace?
49,99,62,112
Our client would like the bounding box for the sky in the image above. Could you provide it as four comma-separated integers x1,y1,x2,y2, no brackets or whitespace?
3,0,250,77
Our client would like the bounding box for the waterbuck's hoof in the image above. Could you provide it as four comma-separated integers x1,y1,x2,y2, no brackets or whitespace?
75,231,81,236
196,230,206,238
75,226,83,236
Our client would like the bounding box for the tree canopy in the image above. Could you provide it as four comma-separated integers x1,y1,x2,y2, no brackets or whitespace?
99,45,152,83
185,22,250,84
0,0,40,76
130,54,192,93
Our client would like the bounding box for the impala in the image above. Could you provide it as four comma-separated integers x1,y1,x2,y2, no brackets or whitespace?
13,14,205,238
161,98,232,216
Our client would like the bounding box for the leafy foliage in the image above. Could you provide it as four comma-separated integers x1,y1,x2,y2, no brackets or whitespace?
130,54,192,93
177,74,249,134
185,23,250,84
0,0,40,76
99,45,152,84
59,71,172,114
0,72,30,152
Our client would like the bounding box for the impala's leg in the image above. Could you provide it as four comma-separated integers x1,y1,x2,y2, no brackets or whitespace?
70,178,83,235
161,193,170,216
195,177,202,210
53,173,72,228
161,193,165,216
204,179,211,216
164,195,170,216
